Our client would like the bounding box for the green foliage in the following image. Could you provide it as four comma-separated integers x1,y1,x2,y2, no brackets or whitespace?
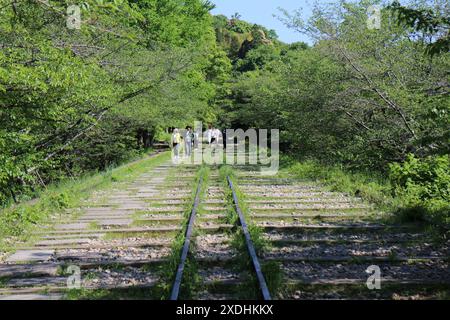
390,154,450,202
389,0,450,56
1,0,448,250
285,158,392,208
225,0,449,173
213,14,279,63
46,192,71,210
0,0,221,206
389,154,450,226
284,154,449,233
130,0,215,46
236,45,281,72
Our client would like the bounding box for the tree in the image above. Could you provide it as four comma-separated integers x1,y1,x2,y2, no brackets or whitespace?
231,0,449,170
0,0,219,205
389,0,450,56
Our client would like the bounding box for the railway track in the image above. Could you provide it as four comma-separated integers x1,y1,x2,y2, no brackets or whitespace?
0,150,448,300
170,168,271,300
0,157,200,300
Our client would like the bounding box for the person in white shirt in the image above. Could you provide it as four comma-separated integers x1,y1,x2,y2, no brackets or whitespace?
211,127,221,147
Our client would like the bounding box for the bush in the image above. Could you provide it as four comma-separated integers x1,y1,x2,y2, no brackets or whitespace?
389,154,450,206
389,154,450,226
45,192,70,210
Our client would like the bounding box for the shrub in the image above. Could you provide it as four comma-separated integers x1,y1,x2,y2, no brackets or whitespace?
389,154,450,226
45,192,70,210
389,154,450,205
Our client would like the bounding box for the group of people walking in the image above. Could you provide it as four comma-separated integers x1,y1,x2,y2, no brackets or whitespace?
171,125,227,160
205,126,224,147
171,127,196,159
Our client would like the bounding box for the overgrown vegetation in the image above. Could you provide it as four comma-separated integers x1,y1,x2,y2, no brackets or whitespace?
213,0,449,234
389,154,449,230
281,154,449,237
0,0,224,206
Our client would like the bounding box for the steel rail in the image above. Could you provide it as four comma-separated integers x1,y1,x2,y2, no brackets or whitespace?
227,176,272,300
170,176,203,300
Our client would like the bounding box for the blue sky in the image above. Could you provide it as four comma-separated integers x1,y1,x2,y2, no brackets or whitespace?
210,0,316,44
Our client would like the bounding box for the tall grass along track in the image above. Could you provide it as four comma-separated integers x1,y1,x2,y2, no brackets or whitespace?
170,172,204,300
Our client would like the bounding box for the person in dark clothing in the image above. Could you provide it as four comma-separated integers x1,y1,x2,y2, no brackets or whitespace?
222,128,227,150
184,127,193,157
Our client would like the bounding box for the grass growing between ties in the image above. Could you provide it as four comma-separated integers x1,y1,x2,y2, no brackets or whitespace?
279,155,449,240
219,165,283,299
0,151,171,255
159,165,210,299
